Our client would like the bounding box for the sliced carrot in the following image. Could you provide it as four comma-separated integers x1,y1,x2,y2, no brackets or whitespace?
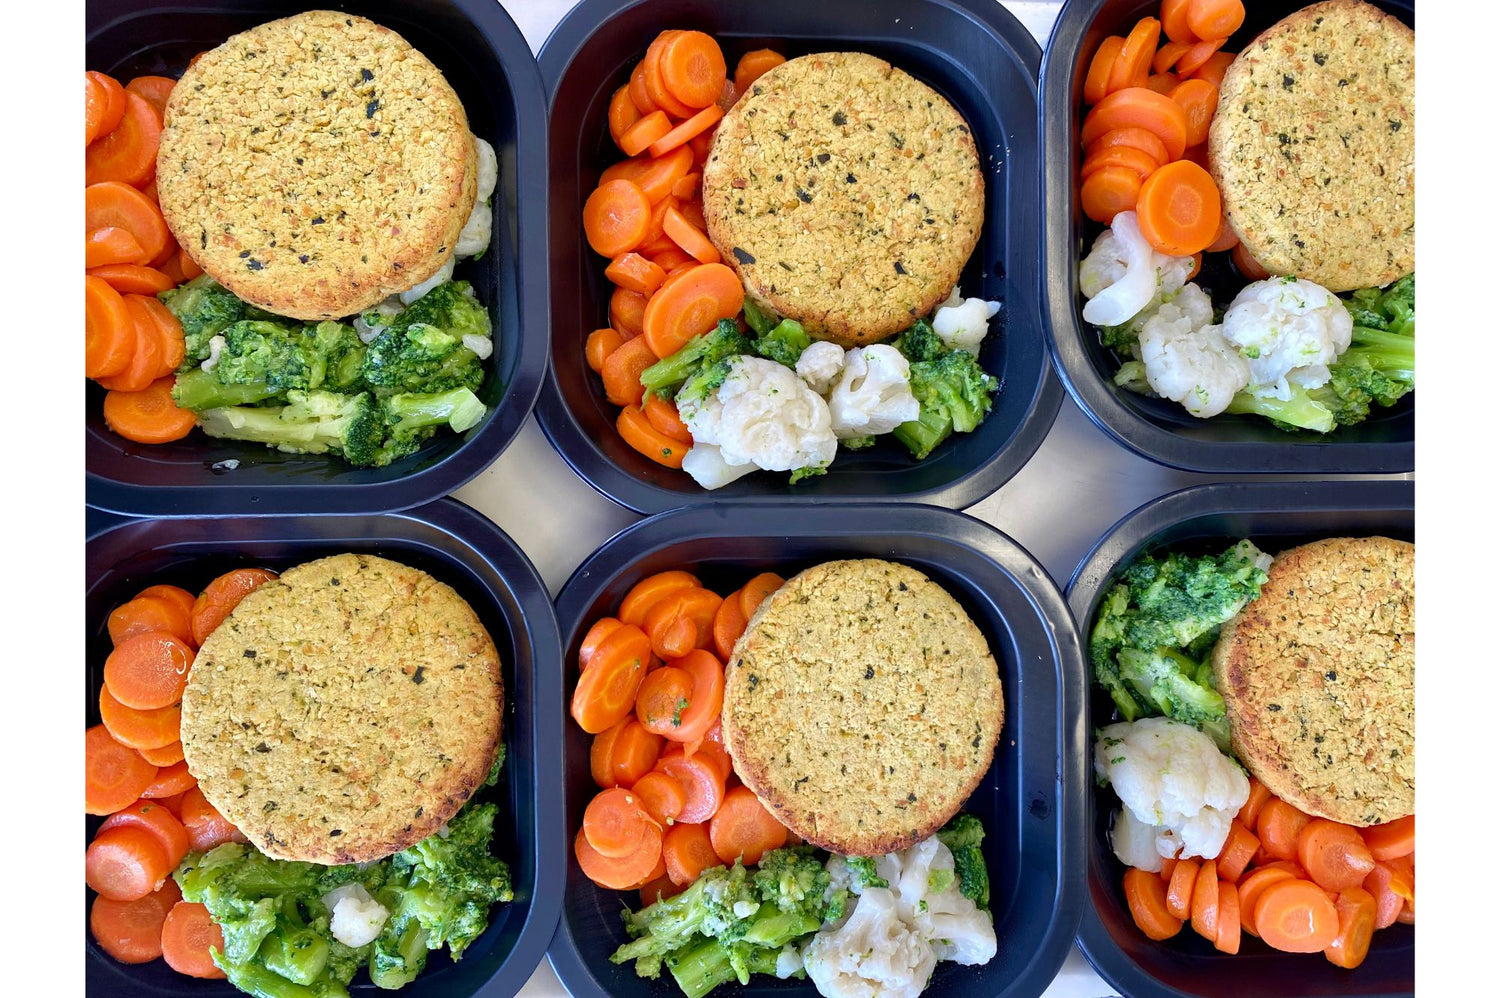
1254,879,1340,953
1108,18,1161,95
1238,865,1297,938
1323,886,1376,970
178,787,249,852
1160,0,1198,44
712,587,748,661
151,791,187,817
620,571,703,626
1298,819,1376,892
609,719,665,787
1165,857,1199,920
1206,213,1239,253
1231,240,1271,281
189,568,278,646
650,247,698,276
640,873,684,907
88,264,176,296
160,901,228,979
85,275,136,380
86,825,172,901
575,824,664,891
620,110,673,158
710,786,788,865
1214,880,1241,954
630,852,669,891
134,295,186,377
1364,861,1415,930
671,172,702,200
1143,73,1182,96
99,798,190,871
678,199,708,231
611,287,650,338
1215,820,1260,883
1081,166,1143,225
1257,799,1312,862
87,226,149,269
88,72,129,141
1086,127,1169,168
584,179,653,257
86,92,162,187
89,882,179,964
629,61,659,116
602,145,695,204
660,31,727,110
86,72,110,146
656,752,725,825
1135,160,1222,256
1190,859,1220,940
96,296,162,393
586,327,625,374
644,589,724,661
606,252,667,297
1175,37,1227,78
662,650,724,744
688,129,715,165
643,393,693,445
661,205,720,265
601,336,659,408
1153,41,1193,75
1082,145,1161,182
1170,78,1219,147
739,573,785,620
175,247,204,281
141,761,196,799
632,770,688,826
584,786,658,858
99,685,180,751
104,632,193,710
734,49,786,93
1190,50,1237,89
86,724,159,816
581,616,627,672
591,718,627,788
572,622,653,734
1187,0,1245,41
636,665,695,737
108,595,194,647
1160,856,1179,883
663,821,721,886
1084,37,1126,106
643,32,698,119
641,261,743,358
138,740,185,767
125,75,175,118
1360,814,1415,861
609,84,643,149
648,104,724,159
1080,87,1189,161
1123,867,1183,940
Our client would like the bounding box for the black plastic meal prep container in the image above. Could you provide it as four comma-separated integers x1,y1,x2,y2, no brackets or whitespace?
535,0,1062,513
84,0,549,516
1038,0,1415,475
1067,480,1414,998
547,503,1086,998
84,498,565,998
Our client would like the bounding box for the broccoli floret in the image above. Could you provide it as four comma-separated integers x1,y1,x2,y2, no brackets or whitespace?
172,368,278,411
215,320,313,391
305,320,368,392
612,863,756,976
196,391,384,464
936,814,989,909
893,318,946,363
893,349,999,459
1118,542,1269,651
676,357,737,407
1112,360,1152,395
641,320,753,399
362,281,489,394
375,388,489,463
1225,385,1337,433
751,847,832,915
159,275,249,368
1117,647,1231,751
381,803,512,961
843,856,888,889
741,299,778,336
753,319,812,368
666,937,791,998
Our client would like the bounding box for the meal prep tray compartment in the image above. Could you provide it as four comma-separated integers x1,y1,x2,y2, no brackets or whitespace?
547,503,1086,998
84,498,565,998
1039,0,1415,475
535,0,1062,513
1067,480,1414,998
84,0,549,516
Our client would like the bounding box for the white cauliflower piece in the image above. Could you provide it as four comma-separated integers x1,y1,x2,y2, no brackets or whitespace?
826,345,920,439
796,340,846,394
462,334,493,360
776,945,805,979
321,883,389,948
1094,717,1251,861
803,888,936,998
399,255,456,305
354,297,404,344
931,286,1000,352
200,334,226,372
1139,286,1249,418
680,442,759,491
1079,211,1196,328
455,137,499,258
1108,807,1164,873
1221,277,1354,399
677,356,837,472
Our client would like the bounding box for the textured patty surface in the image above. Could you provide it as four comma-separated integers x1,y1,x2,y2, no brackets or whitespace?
1207,0,1414,291
702,52,984,346
1211,537,1414,826
182,553,503,863
721,559,1003,855
157,10,477,320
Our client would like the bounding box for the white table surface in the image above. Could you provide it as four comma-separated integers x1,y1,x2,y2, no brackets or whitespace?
455,3,1397,996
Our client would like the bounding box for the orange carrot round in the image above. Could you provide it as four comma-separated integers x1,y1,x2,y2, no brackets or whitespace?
586,328,626,373
600,336,659,409
1187,0,1245,41
1297,819,1376,892
98,798,191,871
1213,880,1241,954
581,616,627,672
95,296,163,394
125,75,176,118
1253,879,1340,953
611,287,649,338
618,405,690,469
648,104,724,159
141,760,197,799
1084,37,1126,106
108,595,194,648
86,92,162,187
606,252,668,297
87,183,170,265
1256,799,1312,863
99,686,180,751
1231,240,1271,281
1135,160,1222,256
189,568,278,646
1189,858,1220,940
1165,857,1199,921
733,49,786,93
104,632,194,710
609,84,643,148
656,752,725,825
90,883,178,964
663,821,722,886
86,275,137,380
1153,40,1193,75
591,719,628,788
584,786,658,858
660,31,728,110
178,787,249,853
1363,861,1414,930
86,724,159,816
1081,166,1143,225
620,571,703,626
1123,867,1184,941
641,262,744,358
632,770,689,826
572,622,653,734
739,573,785,620
644,588,723,661
138,740,185,767
86,825,172,901
1190,50,1237,89
1175,37,1226,78
602,145,695,204
1170,78,1219,147
88,72,129,140
1161,0,1198,43
643,393,693,444
643,32,697,119
609,719,664,787
710,786,788,865
1238,865,1297,938
1080,87,1189,161
87,227,149,270
636,665,695,737
619,110,673,158
575,824,664,891
712,587,748,661
629,61,659,116
1324,886,1376,969
1214,819,1260,883
88,264,176,297
584,179,653,258
1086,127,1169,168
1360,814,1414,861
1108,18,1161,95
1082,145,1161,182
1205,213,1239,253
160,901,228,979
661,649,724,744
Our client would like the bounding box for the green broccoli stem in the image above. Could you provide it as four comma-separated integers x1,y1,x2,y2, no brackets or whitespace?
1224,387,1335,433
221,958,346,998
667,940,786,998
260,923,331,987
641,335,715,397
172,369,278,411
1346,329,1415,380
384,388,488,434
739,909,821,948
892,407,953,461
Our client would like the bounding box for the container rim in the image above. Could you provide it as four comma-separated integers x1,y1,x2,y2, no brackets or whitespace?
533,0,1064,515
1037,0,1415,475
83,0,553,517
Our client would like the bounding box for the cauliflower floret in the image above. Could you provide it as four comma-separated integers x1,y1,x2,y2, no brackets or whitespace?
1108,807,1164,873
1139,286,1249,418
399,255,456,305
1221,277,1353,399
796,340,846,394
321,883,389,948
802,887,937,998
355,296,404,344
931,286,1000,352
455,137,499,258
826,345,920,439
680,442,759,491
1094,717,1250,861
678,356,837,472
1079,211,1196,327
200,334,227,372
776,944,805,979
